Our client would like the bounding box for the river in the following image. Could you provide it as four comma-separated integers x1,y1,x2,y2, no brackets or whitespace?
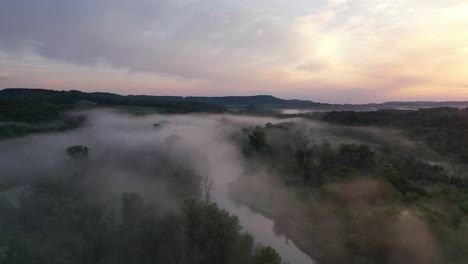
205,136,315,264
0,112,315,264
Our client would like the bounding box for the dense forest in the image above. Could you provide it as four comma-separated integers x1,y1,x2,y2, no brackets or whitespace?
231,118,468,263
1,90,468,264
0,89,226,139
0,88,327,109
0,143,286,264
0,89,227,113
323,108,468,163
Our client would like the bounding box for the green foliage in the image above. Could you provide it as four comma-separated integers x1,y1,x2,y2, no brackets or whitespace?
238,120,468,263
243,123,378,186
458,201,468,214
0,88,227,115
169,170,202,201
0,97,85,139
0,99,65,123
324,108,468,163
381,164,410,194
183,200,242,264
0,88,227,139
0,144,282,264
121,192,144,227
0,198,18,236
66,145,89,160
249,129,268,151
253,246,285,264
0,241,36,264
65,145,90,178
295,148,316,184
295,148,314,169
338,144,375,169
0,176,282,264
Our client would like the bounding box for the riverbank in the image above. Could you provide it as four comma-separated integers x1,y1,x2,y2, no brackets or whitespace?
229,172,446,264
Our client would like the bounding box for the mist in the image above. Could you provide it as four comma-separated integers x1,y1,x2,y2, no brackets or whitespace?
0,109,450,264
0,109,317,263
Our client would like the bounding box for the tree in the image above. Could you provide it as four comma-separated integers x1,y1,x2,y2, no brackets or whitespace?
183,200,242,264
66,145,90,177
382,164,409,194
338,144,375,169
121,192,144,227
253,246,284,264
249,130,267,151
202,174,214,203
295,148,315,183
66,145,89,160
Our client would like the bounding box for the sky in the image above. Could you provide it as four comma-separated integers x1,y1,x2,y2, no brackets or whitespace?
0,0,467,103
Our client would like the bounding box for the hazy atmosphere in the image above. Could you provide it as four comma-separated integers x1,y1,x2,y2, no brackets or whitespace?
1,109,449,263
1,0,468,102
0,110,314,263
1,1,468,264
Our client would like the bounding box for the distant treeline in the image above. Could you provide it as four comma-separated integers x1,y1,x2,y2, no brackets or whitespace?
323,108,468,162
0,88,227,139
236,121,468,263
0,88,335,110
0,98,84,139
0,88,227,115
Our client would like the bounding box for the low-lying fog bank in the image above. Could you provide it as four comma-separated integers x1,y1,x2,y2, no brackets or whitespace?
0,109,314,263
1,109,449,264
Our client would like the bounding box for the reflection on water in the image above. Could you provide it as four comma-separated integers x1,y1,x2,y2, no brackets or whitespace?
0,112,315,264
235,205,314,264
208,142,315,264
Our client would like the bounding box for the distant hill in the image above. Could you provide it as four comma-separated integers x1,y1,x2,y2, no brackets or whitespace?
0,88,228,139
2,88,468,111
0,88,227,113
379,101,468,109
0,89,327,110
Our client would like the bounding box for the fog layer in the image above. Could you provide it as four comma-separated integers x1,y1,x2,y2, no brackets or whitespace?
0,110,315,263
1,109,445,264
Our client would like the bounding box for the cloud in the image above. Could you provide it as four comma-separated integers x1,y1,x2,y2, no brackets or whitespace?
297,61,324,72
0,0,467,102
287,0,468,101
0,71,12,81
0,0,297,80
